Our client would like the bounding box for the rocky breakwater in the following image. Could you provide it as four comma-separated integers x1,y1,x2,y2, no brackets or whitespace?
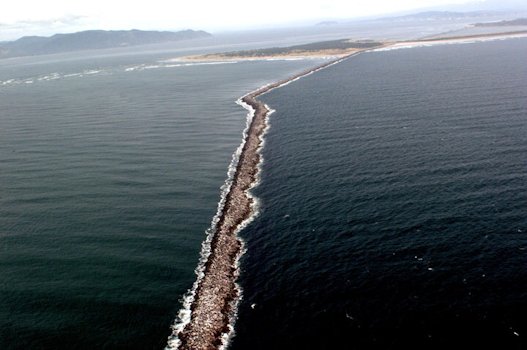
175,50,367,350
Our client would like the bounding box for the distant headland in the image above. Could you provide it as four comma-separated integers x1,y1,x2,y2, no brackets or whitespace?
0,29,211,59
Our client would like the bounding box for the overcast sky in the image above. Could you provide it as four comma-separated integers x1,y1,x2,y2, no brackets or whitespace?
0,0,495,41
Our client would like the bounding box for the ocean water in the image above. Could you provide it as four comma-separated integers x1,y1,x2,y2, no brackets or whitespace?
0,50,322,349
232,38,527,349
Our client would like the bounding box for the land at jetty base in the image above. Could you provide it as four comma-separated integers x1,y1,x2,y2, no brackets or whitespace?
177,31,527,62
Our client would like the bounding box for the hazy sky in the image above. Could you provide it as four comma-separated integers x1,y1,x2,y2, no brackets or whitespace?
0,0,487,40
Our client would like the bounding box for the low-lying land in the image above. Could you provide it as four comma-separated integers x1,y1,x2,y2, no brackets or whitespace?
182,39,384,61
180,31,527,62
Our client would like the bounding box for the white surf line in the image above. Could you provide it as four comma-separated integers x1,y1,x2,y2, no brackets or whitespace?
165,98,255,350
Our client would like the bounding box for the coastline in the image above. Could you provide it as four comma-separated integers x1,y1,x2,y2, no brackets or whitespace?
166,50,367,350
179,48,367,62
176,31,527,62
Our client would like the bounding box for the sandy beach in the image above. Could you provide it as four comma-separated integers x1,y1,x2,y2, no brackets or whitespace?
180,48,367,62
176,30,527,63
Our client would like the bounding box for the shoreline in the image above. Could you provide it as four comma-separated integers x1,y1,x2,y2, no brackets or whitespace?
166,49,367,350
414,29,527,42
179,48,367,62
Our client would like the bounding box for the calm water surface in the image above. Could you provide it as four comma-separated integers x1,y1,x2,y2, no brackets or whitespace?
232,38,527,350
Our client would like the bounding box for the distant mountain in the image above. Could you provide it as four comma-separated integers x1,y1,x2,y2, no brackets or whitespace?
0,29,211,58
316,21,339,26
474,18,527,26
379,11,501,22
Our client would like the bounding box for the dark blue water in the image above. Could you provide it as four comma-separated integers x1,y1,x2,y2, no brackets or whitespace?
0,51,321,349
232,38,527,349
